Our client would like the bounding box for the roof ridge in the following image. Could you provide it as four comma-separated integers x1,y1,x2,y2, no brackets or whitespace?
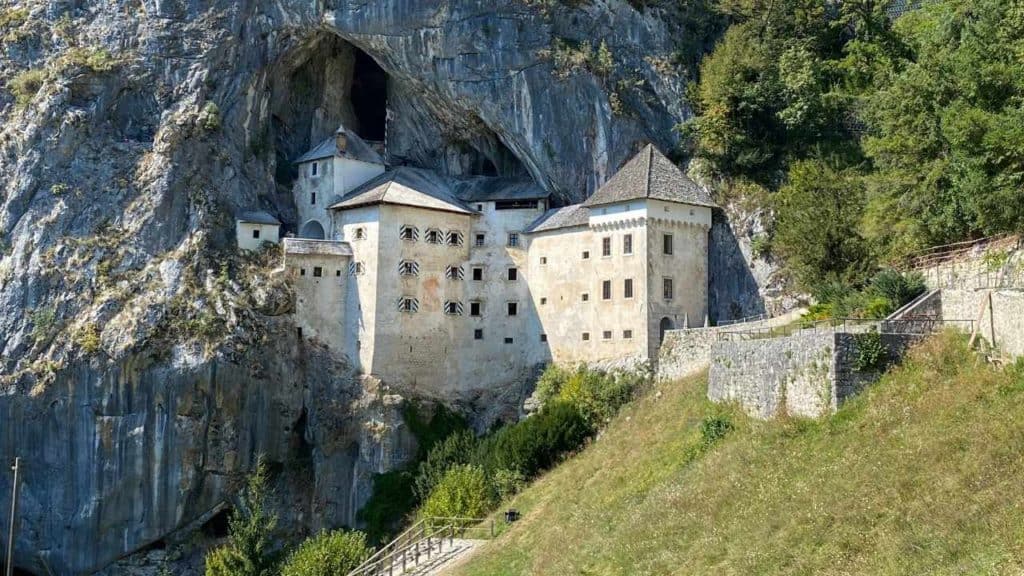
645,144,654,198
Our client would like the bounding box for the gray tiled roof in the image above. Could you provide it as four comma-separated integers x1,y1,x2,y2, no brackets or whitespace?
582,144,715,208
236,210,281,225
293,126,384,165
453,177,551,203
329,168,475,215
282,238,353,256
525,204,590,234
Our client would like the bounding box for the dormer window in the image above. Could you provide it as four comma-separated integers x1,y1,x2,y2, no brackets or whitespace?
398,260,420,277
425,229,443,244
447,231,463,246
400,225,418,241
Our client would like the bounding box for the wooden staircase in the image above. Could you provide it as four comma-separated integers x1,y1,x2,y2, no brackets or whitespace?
346,517,492,576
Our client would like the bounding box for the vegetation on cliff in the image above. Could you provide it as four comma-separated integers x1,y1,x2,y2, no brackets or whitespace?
451,333,1024,575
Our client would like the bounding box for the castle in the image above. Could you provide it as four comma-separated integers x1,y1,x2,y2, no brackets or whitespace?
237,126,716,398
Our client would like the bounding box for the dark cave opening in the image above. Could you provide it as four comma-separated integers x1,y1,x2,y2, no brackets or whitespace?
351,49,388,142
201,508,232,539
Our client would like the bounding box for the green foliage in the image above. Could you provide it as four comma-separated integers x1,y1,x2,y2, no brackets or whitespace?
60,47,122,72
74,323,102,354
490,468,526,502
866,269,925,310
404,402,470,461
414,429,477,501
205,458,279,576
473,402,591,478
279,530,371,576
699,413,733,446
532,364,644,426
418,465,495,520
200,102,221,131
30,307,57,344
357,470,416,543
749,235,772,260
853,330,887,372
9,69,46,109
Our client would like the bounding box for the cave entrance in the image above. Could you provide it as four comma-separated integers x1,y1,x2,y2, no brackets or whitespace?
350,48,387,142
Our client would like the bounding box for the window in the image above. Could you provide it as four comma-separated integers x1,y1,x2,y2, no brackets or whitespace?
581,293,590,302
446,265,464,280
470,302,482,317
623,329,633,339
353,227,366,240
582,250,590,260
398,297,419,313
447,231,463,246
300,268,306,276
399,260,420,276
507,232,520,247
540,256,547,265
472,267,483,281
582,332,591,341
663,233,674,255
250,228,261,239
504,337,514,344
349,262,365,276
623,233,633,255
663,278,674,300
425,229,442,244
475,233,485,247
602,237,612,257
313,267,323,278
310,192,316,205
603,330,612,340
474,329,484,340
507,267,518,281
310,162,319,177
540,333,548,342
400,225,418,241
507,302,518,316
540,297,547,305
476,204,484,212
444,301,464,316
624,278,634,299
336,270,341,277
602,280,612,300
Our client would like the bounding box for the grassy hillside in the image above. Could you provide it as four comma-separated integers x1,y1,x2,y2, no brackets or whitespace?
451,333,1024,575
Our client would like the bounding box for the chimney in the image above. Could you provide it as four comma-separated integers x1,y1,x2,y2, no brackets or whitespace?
335,127,348,153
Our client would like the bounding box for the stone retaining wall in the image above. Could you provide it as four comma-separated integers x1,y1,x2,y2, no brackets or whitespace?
656,328,722,381
939,288,1024,358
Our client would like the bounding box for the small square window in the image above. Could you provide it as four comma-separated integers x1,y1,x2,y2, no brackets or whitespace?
582,250,590,260
664,278,674,300
400,226,418,241
425,229,442,244
444,301,464,316
623,330,633,339
349,262,365,276
540,256,548,265
602,280,612,300
335,270,341,277
477,204,484,211
354,227,366,240
507,302,518,316
507,267,518,281
581,293,589,302
663,233,674,255
252,229,260,239
447,231,463,246
602,330,612,340
504,337,514,344
623,234,633,255
507,232,520,247
472,267,483,281
398,297,419,313
475,233,485,247
399,261,419,277
540,297,547,305
300,268,306,276
474,329,484,340
540,333,548,342
624,278,634,299
602,237,611,257
470,302,482,317
446,265,464,280
313,267,323,278
582,332,590,341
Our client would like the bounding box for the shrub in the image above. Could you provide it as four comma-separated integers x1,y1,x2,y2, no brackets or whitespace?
279,531,371,576
700,414,733,446
853,330,887,372
473,401,591,478
10,69,46,109
490,468,526,502
74,323,102,354
534,364,570,406
200,101,221,131
205,458,279,576
30,307,57,343
357,470,417,543
415,429,477,501
535,365,643,427
419,465,494,520
867,269,925,310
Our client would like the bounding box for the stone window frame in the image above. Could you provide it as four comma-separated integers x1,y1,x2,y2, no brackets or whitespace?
444,301,464,316
475,233,486,247
601,236,612,257
507,267,518,281
425,228,444,245
539,256,548,265
446,265,464,280
310,161,319,178
663,277,674,301
400,225,419,242
540,333,548,342
623,329,633,339
507,232,520,248
602,330,613,340
663,233,674,255
398,260,420,277
446,230,464,246
623,233,633,255
397,297,419,313
582,332,591,341
582,250,590,260
581,292,590,302
504,337,514,344
252,228,261,239
624,278,634,299
313,266,323,278
601,280,612,300
474,328,484,340
469,301,483,317
353,227,366,240
472,266,484,281
507,301,519,316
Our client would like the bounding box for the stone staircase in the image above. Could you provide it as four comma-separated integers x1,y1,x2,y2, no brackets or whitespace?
347,518,491,576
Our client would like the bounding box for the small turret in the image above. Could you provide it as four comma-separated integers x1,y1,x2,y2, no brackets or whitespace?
335,126,348,154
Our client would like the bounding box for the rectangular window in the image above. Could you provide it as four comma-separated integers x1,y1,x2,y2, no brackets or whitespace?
472,267,483,281
623,330,633,339
475,233,485,247
336,270,341,277
300,268,306,276
540,297,547,305
476,204,484,212
507,232,520,247
444,301,464,316
540,256,547,265
623,233,633,255
582,250,590,260
624,278,634,299
602,237,612,257
398,297,419,313
474,328,484,340
602,280,612,300
349,262,365,276
470,302,482,317
354,227,366,240
310,192,316,205
504,337,514,344
581,293,589,302
311,162,318,177
507,302,518,316
663,278,674,300
603,330,612,340
447,231,463,246
507,267,518,281
399,260,419,277
313,267,323,278
400,226,418,241
252,229,260,239
663,233,674,255
425,229,442,244
582,332,590,341
540,333,548,342
446,265,464,280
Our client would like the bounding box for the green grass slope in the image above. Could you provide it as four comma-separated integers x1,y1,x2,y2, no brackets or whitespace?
452,333,1024,576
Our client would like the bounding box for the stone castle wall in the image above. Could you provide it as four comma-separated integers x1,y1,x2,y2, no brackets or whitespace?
938,288,1024,358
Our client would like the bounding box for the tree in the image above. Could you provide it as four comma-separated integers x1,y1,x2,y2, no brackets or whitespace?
205,458,279,576
279,531,372,576
418,465,495,520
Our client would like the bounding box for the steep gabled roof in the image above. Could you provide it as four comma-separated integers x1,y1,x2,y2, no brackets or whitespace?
582,144,715,209
293,126,384,166
453,177,551,203
236,210,280,225
525,204,590,234
328,168,475,215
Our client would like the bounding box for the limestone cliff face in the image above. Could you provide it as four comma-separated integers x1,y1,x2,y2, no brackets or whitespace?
0,0,735,573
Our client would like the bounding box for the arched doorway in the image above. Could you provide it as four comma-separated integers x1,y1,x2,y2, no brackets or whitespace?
659,317,674,344
299,219,325,239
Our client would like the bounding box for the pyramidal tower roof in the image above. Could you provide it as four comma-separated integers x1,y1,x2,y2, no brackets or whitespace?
583,144,715,208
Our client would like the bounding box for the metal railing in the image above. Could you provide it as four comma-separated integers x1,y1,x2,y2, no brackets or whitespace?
717,317,975,342
346,517,493,576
